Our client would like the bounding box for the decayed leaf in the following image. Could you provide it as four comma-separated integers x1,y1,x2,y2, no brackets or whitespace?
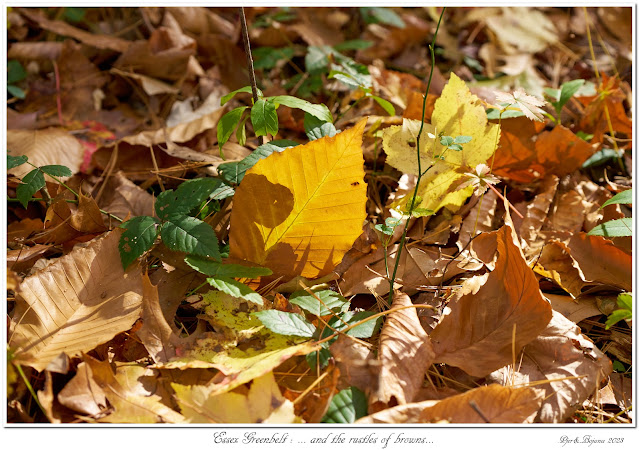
156,291,318,395
69,193,108,234
382,73,500,213
457,189,498,251
430,219,553,377
174,371,301,424
357,384,543,423
329,334,379,393
517,175,559,256
97,171,156,220
9,229,144,371
369,292,435,411
83,355,184,423
58,362,107,416
7,128,84,179
488,311,613,423
229,119,367,280
538,232,632,297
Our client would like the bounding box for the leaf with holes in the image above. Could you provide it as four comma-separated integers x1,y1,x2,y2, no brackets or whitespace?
119,216,160,269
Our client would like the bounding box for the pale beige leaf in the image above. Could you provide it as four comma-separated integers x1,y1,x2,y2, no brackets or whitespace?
98,171,156,219
545,293,602,324
10,230,144,371
358,384,543,424
370,292,435,411
110,68,179,95
457,189,498,251
83,355,184,423
488,311,613,423
431,221,553,377
58,362,107,416
7,128,84,179
485,7,558,53
173,372,302,424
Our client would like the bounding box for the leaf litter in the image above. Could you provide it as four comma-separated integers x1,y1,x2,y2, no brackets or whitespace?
6,6,632,424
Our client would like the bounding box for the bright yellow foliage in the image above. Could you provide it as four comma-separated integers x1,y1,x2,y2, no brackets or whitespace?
229,119,368,280
382,73,500,213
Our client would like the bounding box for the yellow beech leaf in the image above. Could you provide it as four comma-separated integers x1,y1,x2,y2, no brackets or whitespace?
229,119,368,280
382,73,500,213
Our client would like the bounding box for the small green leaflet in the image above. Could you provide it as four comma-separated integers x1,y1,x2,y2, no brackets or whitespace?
605,292,632,330
221,85,263,106
251,98,279,136
185,255,272,278
359,7,405,28
218,140,297,184
16,169,45,208
322,387,368,423
7,154,28,169
339,310,382,338
587,218,632,237
269,95,333,123
253,310,316,337
252,46,294,70
208,277,263,305
217,106,248,155
601,189,632,208
161,215,221,260
582,148,624,168
155,178,221,220
119,216,160,269
304,113,338,141
370,95,395,116
39,165,73,178
289,289,350,317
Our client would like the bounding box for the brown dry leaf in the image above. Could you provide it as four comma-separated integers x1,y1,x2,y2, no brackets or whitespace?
173,371,302,424
483,7,558,53
517,175,559,256
357,384,543,424
19,9,130,53
7,128,84,179
281,360,340,423
7,244,52,273
457,189,499,251
37,198,79,245
229,119,367,281
489,311,612,423
491,117,546,183
9,229,144,371
538,233,632,297
357,14,430,62
329,334,379,393
290,9,344,47
430,219,553,377
97,171,156,220
110,68,179,96
546,294,602,325
597,373,632,412
369,292,435,412
37,371,62,424
8,41,64,60
69,194,108,234
58,361,107,416
7,218,44,244
578,74,633,146
534,125,597,178
83,355,184,423
166,7,235,38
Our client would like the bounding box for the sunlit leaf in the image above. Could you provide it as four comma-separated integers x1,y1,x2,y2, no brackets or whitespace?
119,215,160,269
207,276,264,305
161,215,220,260
253,310,316,337
322,387,368,423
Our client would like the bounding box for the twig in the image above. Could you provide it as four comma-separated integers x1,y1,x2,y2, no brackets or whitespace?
52,60,63,126
239,7,263,146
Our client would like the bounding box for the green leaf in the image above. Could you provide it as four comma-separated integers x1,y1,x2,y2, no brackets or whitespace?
375,223,393,235
448,143,464,152
251,98,279,137
209,183,235,201
340,311,382,338
16,169,45,208
360,7,405,28
329,72,362,89
605,309,632,330
582,148,624,168
63,7,86,22
253,310,316,337
269,95,333,123
221,86,262,106
185,256,272,278
118,216,160,269
207,276,264,305
617,292,632,310
612,360,626,372
486,108,525,120
454,135,473,144
370,95,395,116
557,79,585,112
217,106,248,153
333,39,373,51
305,46,332,74
289,289,350,317
601,189,632,208
587,218,633,237
155,178,221,220
218,140,296,184
304,113,338,141
161,215,221,259
7,154,27,169
236,115,248,147
576,131,594,142
306,347,332,372
439,135,454,146
39,165,73,177
543,87,560,102
7,85,25,99
322,387,368,423
7,60,26,84
253,46,294,70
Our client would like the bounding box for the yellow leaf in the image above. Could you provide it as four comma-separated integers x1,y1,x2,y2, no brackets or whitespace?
173,372,302,423
229,119,368,280
382,73,500,213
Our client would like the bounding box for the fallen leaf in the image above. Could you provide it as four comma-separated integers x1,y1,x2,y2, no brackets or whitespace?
488,311,612,423
517,175,559,256
430,218,553,377
69,193,108,234
534,125,597,178
229,119,367,281
83,355,184,423
173,371,302,423
9,229,144,371
490,117,546,183
97,171,156,220
58,362,107,416
546,294,602,325
457,189,499,251
369,292,435,412
7,128,84,179
357,384,543,423
6,244,52,273
597,373,632,412
329,334,379,393
382,73,500,213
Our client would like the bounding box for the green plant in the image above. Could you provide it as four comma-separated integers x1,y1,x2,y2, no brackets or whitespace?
605,292,632,329
587,188,632,237
543,79,595,125
253,288,382,370
7,59,27,99
321,386,368,423
8,154,72,207
217,86,332,157
359,7,405,28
